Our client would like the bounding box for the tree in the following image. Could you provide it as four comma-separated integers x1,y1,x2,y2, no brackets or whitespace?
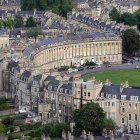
0,122,4,135
14,15,24,28
103,118,117,133
39,0,47,10
120,13,137,26
122,29,140,56
2,117,14,127
137,23,140,31
27,28,43,42
73,102,106,136
3,18,14,29
109,7,120,22
26,16,36,27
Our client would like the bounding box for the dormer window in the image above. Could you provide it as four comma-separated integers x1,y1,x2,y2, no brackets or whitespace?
112,95,116,99
65,89,67,94
60,88,63,93
121,95,126,100
48,85,52,90
131,96,138,101
101,92,104,97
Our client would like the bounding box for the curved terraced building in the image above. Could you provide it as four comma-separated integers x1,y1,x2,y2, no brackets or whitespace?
23,32,122,69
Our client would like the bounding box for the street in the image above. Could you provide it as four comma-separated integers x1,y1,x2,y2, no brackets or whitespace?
69,61,140,77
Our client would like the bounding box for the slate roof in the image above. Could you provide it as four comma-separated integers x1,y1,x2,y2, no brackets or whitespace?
59,83,72,95
101,84,121,96
0,29,9,35
100,84,140,101
71,13,124,36
23,32,119,59
33,74,42,81
7,60,20,73
122,87,140,100
20,70,31,81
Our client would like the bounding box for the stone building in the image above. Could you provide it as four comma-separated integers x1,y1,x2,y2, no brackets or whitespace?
96,80,140,133
73,77,103,109
17,70,31,112
23,32,122,70
39,75,74,123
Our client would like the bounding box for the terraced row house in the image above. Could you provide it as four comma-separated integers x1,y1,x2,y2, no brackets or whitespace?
2,60,140,131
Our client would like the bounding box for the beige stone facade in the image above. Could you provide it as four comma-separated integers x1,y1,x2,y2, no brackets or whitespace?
32,37,122,69
73,78,103,109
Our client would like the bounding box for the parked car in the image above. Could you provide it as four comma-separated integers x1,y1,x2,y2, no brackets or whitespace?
78,66,84,71
132,57,139,61
87,66,95,69
105,64,112,68
135,66,140,69
96,65,102,68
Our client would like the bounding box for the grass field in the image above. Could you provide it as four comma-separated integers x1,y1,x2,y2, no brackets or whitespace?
83,70,140,86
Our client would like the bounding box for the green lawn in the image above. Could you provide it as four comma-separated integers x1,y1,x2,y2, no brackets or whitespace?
83,70,140,86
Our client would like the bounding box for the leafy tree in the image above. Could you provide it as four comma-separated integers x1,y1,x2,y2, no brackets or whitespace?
2,117,14,127
26,16,36,27
27,28,43,42
3,18,14,29
14,15,24,28
85,60,96,66
137,23,140,31
0,122,4,135
39,0,47,10
122,29,140,56
21,0,73,18
109,7,120,22
120,13,137,26
134,8,140,23
103,118,117,133
73,102,106,136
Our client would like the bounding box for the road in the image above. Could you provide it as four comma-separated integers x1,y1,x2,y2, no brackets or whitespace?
69,61,140,77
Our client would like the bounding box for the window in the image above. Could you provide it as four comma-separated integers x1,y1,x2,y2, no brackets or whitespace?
121,95,126,100
121,102,124,106
63,97,66,101
129,114,131,120
78,91,80,94
108,102,110,107
131,96,138,101
101,92,104,97
128,104,131,108
121,118,124,123
135,104,137,109
112,95,116,99
135,114,137,121
129,125,131,131
112,102,115,107
84,85,86,89
135,125,138,131
34,88,37,92
88,92,90,97
84,92,86,96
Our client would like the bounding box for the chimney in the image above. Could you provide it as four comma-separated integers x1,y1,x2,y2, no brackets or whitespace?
104,79,111,86
33,8,36,17
120,81,129,93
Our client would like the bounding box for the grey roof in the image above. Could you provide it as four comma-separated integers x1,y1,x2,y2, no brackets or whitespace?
7,60,20,73
0,29,9,35
71,13,123,36
100,84,121,98
20,70,31,81
122,87,140,100
23,32,119,59
59,83,72,95
33,74,42,81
